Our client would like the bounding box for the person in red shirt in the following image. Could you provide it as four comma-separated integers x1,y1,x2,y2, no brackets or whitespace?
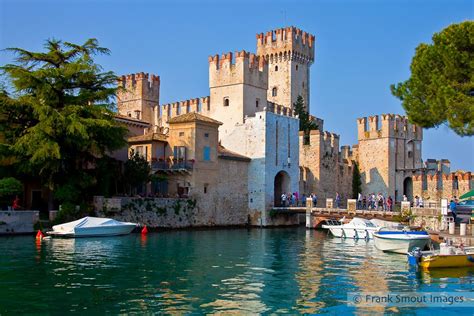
12,196,20,210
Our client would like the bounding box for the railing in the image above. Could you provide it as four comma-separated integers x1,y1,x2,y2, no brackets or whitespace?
151,160,194,171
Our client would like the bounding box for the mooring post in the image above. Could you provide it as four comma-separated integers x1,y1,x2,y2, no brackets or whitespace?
306,198,313,229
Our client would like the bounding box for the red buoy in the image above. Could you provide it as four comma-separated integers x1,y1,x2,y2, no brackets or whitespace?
36,230,44,239
141,226,148,234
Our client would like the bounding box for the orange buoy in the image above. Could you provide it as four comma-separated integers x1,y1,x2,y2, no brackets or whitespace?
141,225,148,234
36,230,44,239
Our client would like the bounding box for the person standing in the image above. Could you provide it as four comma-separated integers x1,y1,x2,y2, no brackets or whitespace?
387,196,393,212
281,193,287,207
12,196,20,210
449,199,457,222
335,192,341,209
312,193,318,207
357,192,362,210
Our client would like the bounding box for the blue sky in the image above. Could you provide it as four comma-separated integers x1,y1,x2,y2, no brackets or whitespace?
1,0,473,170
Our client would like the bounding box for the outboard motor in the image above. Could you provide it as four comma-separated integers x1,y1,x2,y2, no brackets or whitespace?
407,247,423,266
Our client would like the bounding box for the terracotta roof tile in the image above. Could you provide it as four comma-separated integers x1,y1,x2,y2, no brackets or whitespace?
218,145,251,162
168,112,222,125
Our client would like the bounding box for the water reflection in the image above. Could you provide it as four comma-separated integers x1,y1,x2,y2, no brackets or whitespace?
0,229,472,314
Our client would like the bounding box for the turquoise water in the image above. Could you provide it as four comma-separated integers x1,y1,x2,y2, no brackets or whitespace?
0,228,473,314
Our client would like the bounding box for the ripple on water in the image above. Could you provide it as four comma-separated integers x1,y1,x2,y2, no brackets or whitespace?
0,229,472,314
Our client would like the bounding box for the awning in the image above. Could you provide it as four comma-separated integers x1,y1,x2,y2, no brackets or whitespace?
459,190,474,200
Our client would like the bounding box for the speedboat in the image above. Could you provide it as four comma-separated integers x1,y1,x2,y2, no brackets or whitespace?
322,217,380,239
408,244,474,269
373,229,431,254
47,217,137,238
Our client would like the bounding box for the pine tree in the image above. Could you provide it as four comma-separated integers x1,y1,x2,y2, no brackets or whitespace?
0,39,127,207
351,163,362,199
293,95,318,144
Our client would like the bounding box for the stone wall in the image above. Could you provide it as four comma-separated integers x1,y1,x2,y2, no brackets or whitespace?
298,127,354,206
0,211,39,234
224,110,300,226
95,195,247,228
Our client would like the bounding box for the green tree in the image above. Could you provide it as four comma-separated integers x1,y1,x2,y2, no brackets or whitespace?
391,21,474,136
293,95,318,144
351,163,362,199
123,150,151,195
0,177,23,209
0,39,127,208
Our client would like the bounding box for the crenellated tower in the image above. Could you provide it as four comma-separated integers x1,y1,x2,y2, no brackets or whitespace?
208,50,268,139
117,72,160,125
256,26,315,111
356,114,423,201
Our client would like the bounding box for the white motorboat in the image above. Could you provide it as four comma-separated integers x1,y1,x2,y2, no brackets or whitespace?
322,217,380,239
373,229,431,254
47,217,137,238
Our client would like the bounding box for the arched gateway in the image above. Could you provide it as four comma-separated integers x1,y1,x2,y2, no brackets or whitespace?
274,170,291,206
403,177,413,202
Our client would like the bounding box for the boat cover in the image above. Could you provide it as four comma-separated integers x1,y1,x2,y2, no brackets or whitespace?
52,217,132,234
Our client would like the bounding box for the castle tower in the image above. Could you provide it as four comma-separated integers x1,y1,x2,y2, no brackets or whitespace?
208,50,268,141
117,72,160,125
256,27,315,111
355,114,423,201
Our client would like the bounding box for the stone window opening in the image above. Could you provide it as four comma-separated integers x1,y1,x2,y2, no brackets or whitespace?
134,110,141,119
272,87,278,97
204,184,208,194
296,64,299,71
204,133,209,138
127,111,132,117
223,97,230,107
408,151,413,158
256,98,260,108
179,132,184,137
275,65,278,71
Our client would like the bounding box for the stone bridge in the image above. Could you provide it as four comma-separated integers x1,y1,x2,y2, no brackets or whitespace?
271,198,401,228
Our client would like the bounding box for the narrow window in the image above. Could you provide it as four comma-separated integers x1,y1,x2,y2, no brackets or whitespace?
224,97,230,107
134,110,141,119
272,87,277,97
296,65,299,71
203,146,211,161
127,111,132,117
204,133,209,138
179,132,184,137
204,184,208,194
275,65,278,71
256,98,260,108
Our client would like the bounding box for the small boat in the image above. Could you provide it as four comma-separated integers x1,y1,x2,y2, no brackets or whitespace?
322,217,380,239
373,229,431,254
408,244,474,269
47,217,137,238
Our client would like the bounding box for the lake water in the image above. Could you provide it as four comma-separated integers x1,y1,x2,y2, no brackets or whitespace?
0,228,473,314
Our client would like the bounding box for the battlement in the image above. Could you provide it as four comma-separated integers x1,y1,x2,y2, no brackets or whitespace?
357,114,423,141
118,72,160,90
209,50,268,89
160,96,210,124
265,102,294,117
256,26,315,63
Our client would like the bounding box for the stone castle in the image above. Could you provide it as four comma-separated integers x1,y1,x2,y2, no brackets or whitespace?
113,26,472,226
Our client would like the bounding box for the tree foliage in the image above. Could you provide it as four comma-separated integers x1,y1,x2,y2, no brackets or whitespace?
0,39,127,204
124,150,151,195
293,96,318,143
351,163,362,199
391,21,474,136
0,177,23,197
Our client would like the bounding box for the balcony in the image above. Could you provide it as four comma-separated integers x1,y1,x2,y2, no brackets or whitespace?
151,160,194,174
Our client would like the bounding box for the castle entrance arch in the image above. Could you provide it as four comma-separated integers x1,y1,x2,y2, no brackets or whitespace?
274,170,291,207
403,177,413,202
